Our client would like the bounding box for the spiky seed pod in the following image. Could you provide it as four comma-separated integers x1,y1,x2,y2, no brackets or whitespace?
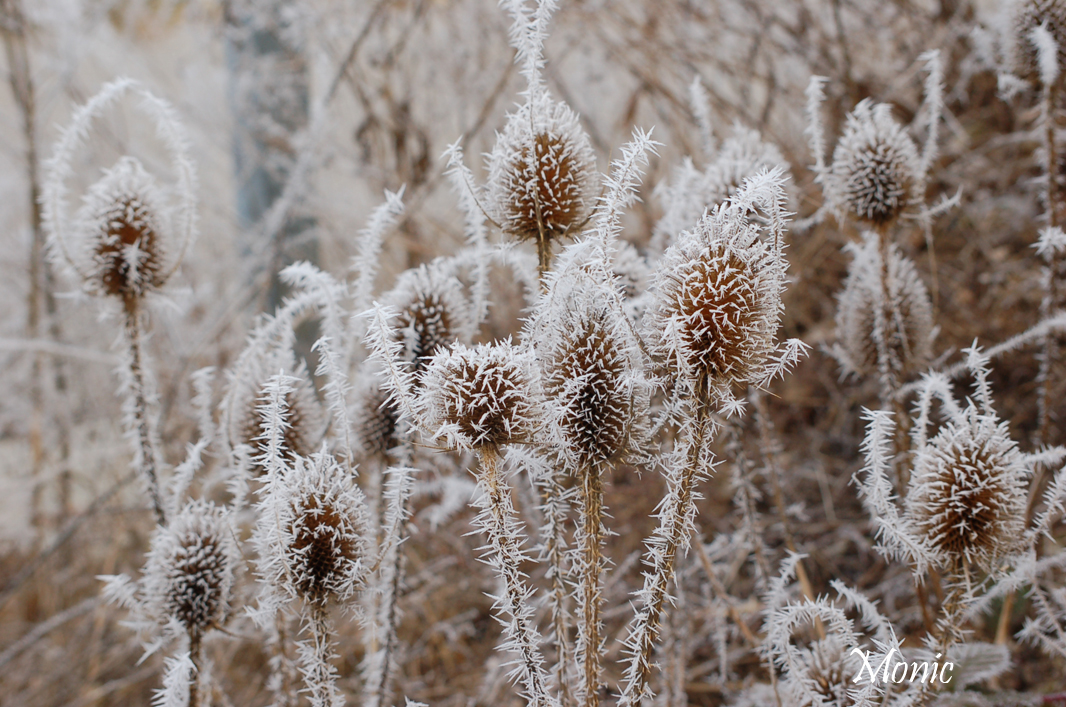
1006,0,1066,84
229,355,322,471
543,300,640,467
647,206,784,397
143,501,238,639
485,95,597,249
834,236,934,379
352,375,400,460
258,451,371,608
704,125,789,204
387,263,472,376
420,341,536,450
787,636,859,707
78,156,170,303
829,100,922,227
906,406,1027,570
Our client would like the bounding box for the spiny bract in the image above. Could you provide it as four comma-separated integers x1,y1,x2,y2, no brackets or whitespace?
420,341,536,450
143,500,237,639
829,100,922,227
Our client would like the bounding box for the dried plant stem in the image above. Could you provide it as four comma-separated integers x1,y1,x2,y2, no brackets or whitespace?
619,394,714,707
269,613,299,707
476,446,556,707
541,470,574,707
188,632,202,707
305,603,340,707
576,460,605,707
1038,80,1062,446
123,301,165,524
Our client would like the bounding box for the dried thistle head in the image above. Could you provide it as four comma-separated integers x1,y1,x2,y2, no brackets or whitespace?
420,341,537,450
647,200,785,398
786,635,860,707
834,235,934,379
907,405,1027,571
143,500,237,639
352,373,400,460
78,156,170,304
486,95,597,249
230,354,322,473
1005,0,1066,84
256,451,370,608
541,287,645,467
828,100,922,228
387,263,472,376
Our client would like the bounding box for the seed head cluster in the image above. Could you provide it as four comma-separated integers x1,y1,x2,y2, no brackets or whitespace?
829,100,922,227
352,376,400,460
78,156,170,303
388,263,471,376
907,407,1027,570
486,97,597,247
420,341,536,450
1007,0,1066,84
144,501,237,639
233,361,322,472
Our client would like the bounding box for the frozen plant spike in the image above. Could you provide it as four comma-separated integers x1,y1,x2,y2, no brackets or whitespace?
419,341,537,451
833,232,935,380
828,99,923,228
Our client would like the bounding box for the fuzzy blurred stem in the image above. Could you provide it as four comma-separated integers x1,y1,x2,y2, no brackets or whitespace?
618,387,713,707
1038,79,1063,446
577,459,605,707
123,301,165,524
188,632,202,707
476,445,556,707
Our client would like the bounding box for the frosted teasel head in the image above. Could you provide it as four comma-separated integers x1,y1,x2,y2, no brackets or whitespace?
43,78,197,308
485,93,598,251
533,266,649,467
828,100,923,228
386,261,473,376
646,169,797,404
906,405,1028,571
651,124,789,254
143,500,238,640
833,233,934,379
351,369,400,461
227,349,323,474
1001,0,1066,87
419,341,538,450
255,450,371,609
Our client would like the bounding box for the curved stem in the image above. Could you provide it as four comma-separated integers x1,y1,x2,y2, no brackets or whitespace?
123,300,165,524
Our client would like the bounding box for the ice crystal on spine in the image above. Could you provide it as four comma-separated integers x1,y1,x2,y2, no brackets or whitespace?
419,341,537,450
829,99,922,227
834,233,934,379
144,501,238,640
486,93,597,256
907,405,1027,570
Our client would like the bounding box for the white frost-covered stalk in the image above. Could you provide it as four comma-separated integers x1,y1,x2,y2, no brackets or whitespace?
420,342,556,707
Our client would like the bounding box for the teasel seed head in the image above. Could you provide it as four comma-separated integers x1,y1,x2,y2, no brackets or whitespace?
258,450,371,608
143,500,237,639
829,100,922,228
387,262,472,376
789,636,859,707
906,405,1027,570
78,156,170,305
486,95,597,249
229,352,323,472
1006,0,1066,85
420,341,537,450
647,203,785,398
352,373,400,460
834,235,934,379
